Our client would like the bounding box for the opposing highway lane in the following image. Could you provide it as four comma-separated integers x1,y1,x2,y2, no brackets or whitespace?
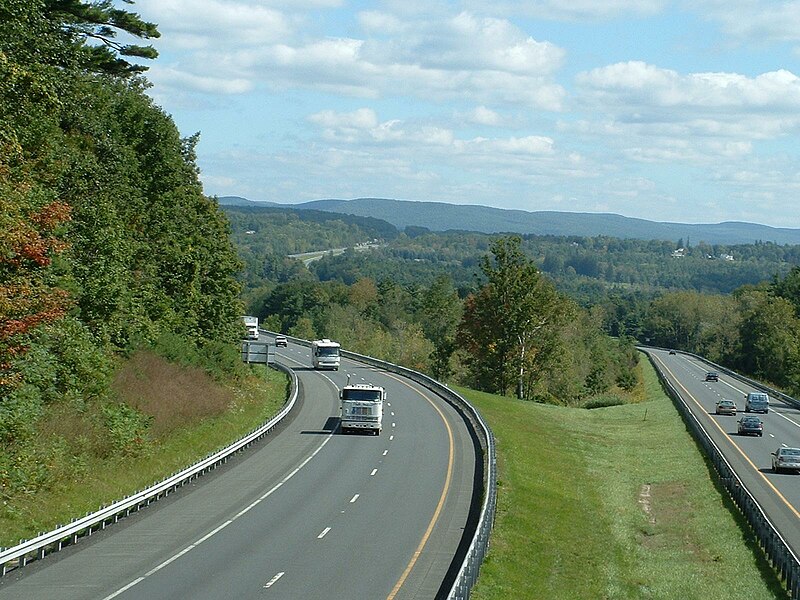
647,349,800,557
0,338,477,600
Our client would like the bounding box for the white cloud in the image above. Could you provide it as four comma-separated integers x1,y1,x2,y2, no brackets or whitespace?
140,6,566,109
464,106,504,126
463,0,666,20
148,65,253,94
577,62,800,110
308,108,378,129
138,0,293,47
697,0,800,43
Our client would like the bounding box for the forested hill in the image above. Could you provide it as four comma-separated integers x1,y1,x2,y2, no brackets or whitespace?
1,3,244,495
218,196,800,246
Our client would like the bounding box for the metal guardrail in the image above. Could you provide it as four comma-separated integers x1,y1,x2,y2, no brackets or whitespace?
0,362,299,577
641,347,800,600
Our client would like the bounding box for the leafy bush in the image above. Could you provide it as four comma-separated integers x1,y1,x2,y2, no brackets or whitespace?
102,402,152,457
582,394,625,409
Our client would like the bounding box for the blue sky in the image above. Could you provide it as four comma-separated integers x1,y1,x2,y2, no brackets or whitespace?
130,0,800,227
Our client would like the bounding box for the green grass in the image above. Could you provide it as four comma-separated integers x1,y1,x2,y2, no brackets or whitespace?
0,365,287,547
466,359,787,600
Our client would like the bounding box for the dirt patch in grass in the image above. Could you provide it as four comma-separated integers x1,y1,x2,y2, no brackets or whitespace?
111,351,234,437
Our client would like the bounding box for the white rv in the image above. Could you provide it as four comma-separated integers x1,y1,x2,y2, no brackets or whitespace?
242,316,259,340
340,383,384,435
311,339,340,370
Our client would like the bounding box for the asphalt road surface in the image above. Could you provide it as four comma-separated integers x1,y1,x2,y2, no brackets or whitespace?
0,337,477,600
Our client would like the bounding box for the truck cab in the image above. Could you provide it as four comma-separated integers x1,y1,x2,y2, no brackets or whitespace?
340,383,384,435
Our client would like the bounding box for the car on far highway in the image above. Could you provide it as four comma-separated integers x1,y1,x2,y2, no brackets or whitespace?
715,399,737,415
705,371,719,382
669,350,677,355
737,416,763,437
772,447,800,473
274,335,288,347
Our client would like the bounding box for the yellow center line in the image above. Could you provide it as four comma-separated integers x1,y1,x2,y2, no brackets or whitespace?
654,354,800,519
383,373,455,600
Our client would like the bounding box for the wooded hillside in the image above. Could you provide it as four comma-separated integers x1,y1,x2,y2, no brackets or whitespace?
1,1,244,498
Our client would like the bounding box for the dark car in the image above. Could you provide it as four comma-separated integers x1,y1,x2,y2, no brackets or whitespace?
737,416,763,436
669,350,676,355
705,371,719,382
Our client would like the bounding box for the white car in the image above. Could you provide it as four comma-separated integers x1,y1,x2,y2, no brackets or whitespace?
274,335,288,347
772,447,800,474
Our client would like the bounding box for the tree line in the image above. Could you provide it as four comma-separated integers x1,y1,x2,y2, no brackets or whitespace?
250,236,639,405
1,1,244,496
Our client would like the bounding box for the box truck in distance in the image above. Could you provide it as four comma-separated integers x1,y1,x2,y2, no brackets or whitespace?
243,316,259,340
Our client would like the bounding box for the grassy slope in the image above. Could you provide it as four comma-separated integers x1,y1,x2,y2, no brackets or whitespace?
466,358,787,600
0,361,287,547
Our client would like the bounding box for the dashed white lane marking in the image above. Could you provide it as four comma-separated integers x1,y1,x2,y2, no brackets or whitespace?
318,527,331,539
370,468,378,476
391,412,395,416
383,450,389,456
392,423,396,428
264,572,284,588
389,435,394,441
102,415,336,600
350,494,359,503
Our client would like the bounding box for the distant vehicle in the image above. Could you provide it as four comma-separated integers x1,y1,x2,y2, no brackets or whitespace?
311,338,340,370
715,399,736,415
705,372,719,382
771,447,800,473
242,315,259,340
669,350,677,355
340,382,384,435
744,392,769,414
737,416,763,436
274,335,288,347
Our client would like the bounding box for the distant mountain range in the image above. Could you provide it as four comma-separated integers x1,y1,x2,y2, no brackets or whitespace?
217,196,800,246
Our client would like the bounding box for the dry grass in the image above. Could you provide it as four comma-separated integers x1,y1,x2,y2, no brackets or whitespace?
111,351,234,437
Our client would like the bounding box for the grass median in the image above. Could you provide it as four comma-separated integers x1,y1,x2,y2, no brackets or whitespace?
466,357,787,600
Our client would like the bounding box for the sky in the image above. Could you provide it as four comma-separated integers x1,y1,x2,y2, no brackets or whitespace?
127,0,800,227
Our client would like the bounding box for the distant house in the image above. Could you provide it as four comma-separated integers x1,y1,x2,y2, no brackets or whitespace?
245,230,256,235
720,253,734,261
671,248,686,258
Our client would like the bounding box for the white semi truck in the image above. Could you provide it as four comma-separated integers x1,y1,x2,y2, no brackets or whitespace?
311,338,340,370
340,382,385,435
243,315,259,340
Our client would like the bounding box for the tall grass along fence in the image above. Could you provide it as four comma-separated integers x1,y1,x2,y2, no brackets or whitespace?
641,347,800,600
0,363,299,577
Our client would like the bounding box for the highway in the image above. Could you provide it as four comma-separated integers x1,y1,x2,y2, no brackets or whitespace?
0,337,477,600
648,349,800,555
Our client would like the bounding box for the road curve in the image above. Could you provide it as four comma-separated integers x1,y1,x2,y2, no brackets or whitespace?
0,338,477,600
648,349,800,555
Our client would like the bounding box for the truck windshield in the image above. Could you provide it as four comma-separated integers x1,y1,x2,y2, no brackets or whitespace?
317,347,339,357
343,390,381,401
